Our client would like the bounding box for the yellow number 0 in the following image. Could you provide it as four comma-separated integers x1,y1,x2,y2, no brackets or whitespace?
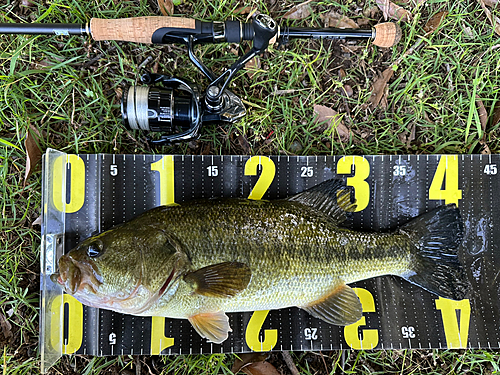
336,156,370,212
52,155,85,213
50,294,83,354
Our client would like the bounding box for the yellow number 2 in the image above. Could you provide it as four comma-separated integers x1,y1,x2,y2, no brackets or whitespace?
244,156,276,200
245,310,278,351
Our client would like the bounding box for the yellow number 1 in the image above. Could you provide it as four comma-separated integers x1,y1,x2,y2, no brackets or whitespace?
151,156,176,206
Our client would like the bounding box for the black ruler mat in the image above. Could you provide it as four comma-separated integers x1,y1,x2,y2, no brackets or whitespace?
40,151,500,370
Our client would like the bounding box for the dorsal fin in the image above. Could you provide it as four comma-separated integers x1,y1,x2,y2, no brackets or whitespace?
287,179,356,223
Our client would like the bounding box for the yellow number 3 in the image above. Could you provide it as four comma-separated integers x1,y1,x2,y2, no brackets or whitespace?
336,156,370,212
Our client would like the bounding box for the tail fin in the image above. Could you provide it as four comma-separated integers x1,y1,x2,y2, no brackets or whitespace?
401,204,468,300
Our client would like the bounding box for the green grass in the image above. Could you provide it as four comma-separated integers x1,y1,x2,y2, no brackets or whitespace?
2,0,500,373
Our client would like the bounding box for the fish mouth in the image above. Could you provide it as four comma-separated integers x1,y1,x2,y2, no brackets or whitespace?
51,254,102,295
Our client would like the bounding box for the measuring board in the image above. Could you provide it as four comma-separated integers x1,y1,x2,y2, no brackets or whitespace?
40,149,500,372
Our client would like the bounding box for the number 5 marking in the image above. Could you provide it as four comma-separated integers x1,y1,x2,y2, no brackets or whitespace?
336,156,370,212
244,156,276,200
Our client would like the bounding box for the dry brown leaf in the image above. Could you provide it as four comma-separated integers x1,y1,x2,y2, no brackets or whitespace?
375,0,410,21
32,215,42,226
24,125,42,185
0,313,13,342
357,18,371,26
242,362,281,375
236,133,251,154
362,6,380,19
368,67,394,108
476,94,488,133
484,0,499,6
490,100,500,128
158,0,174,15
423,11,448,34
199,143,211,155
283,0,313,20
398,123,416,147
232,353,268,373
245,56,261,78
233,6,256,15
313,104,350,141
480,140,492,154
479,0,500,36
321,11,359,28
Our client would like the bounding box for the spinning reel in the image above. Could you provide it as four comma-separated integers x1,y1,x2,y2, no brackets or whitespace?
121,14,277,145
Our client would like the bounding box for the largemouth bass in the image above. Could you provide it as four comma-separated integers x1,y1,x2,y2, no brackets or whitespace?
52,179,468,343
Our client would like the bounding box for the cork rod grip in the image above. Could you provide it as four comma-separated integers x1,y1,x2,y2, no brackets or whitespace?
90,17,196,43
372,22,402,48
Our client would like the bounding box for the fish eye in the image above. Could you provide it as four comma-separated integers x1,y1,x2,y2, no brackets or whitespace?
86,240,104,258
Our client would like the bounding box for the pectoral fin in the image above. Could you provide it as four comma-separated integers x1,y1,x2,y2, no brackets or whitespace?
302,283,362,326
188,311,232,344
184,262,251,298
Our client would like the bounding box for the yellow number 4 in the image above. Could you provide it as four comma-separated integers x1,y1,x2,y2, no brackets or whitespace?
429,156,462,205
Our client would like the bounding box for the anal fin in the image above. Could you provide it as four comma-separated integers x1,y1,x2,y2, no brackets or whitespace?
302,283,362,326
188,311,232,344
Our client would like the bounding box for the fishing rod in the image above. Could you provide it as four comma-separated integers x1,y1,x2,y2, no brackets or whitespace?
1,14,402,144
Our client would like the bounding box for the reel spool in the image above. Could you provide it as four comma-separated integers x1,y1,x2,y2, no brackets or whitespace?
121,77,202,143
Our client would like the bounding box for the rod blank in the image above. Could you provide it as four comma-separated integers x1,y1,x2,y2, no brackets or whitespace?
0,23,87,36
